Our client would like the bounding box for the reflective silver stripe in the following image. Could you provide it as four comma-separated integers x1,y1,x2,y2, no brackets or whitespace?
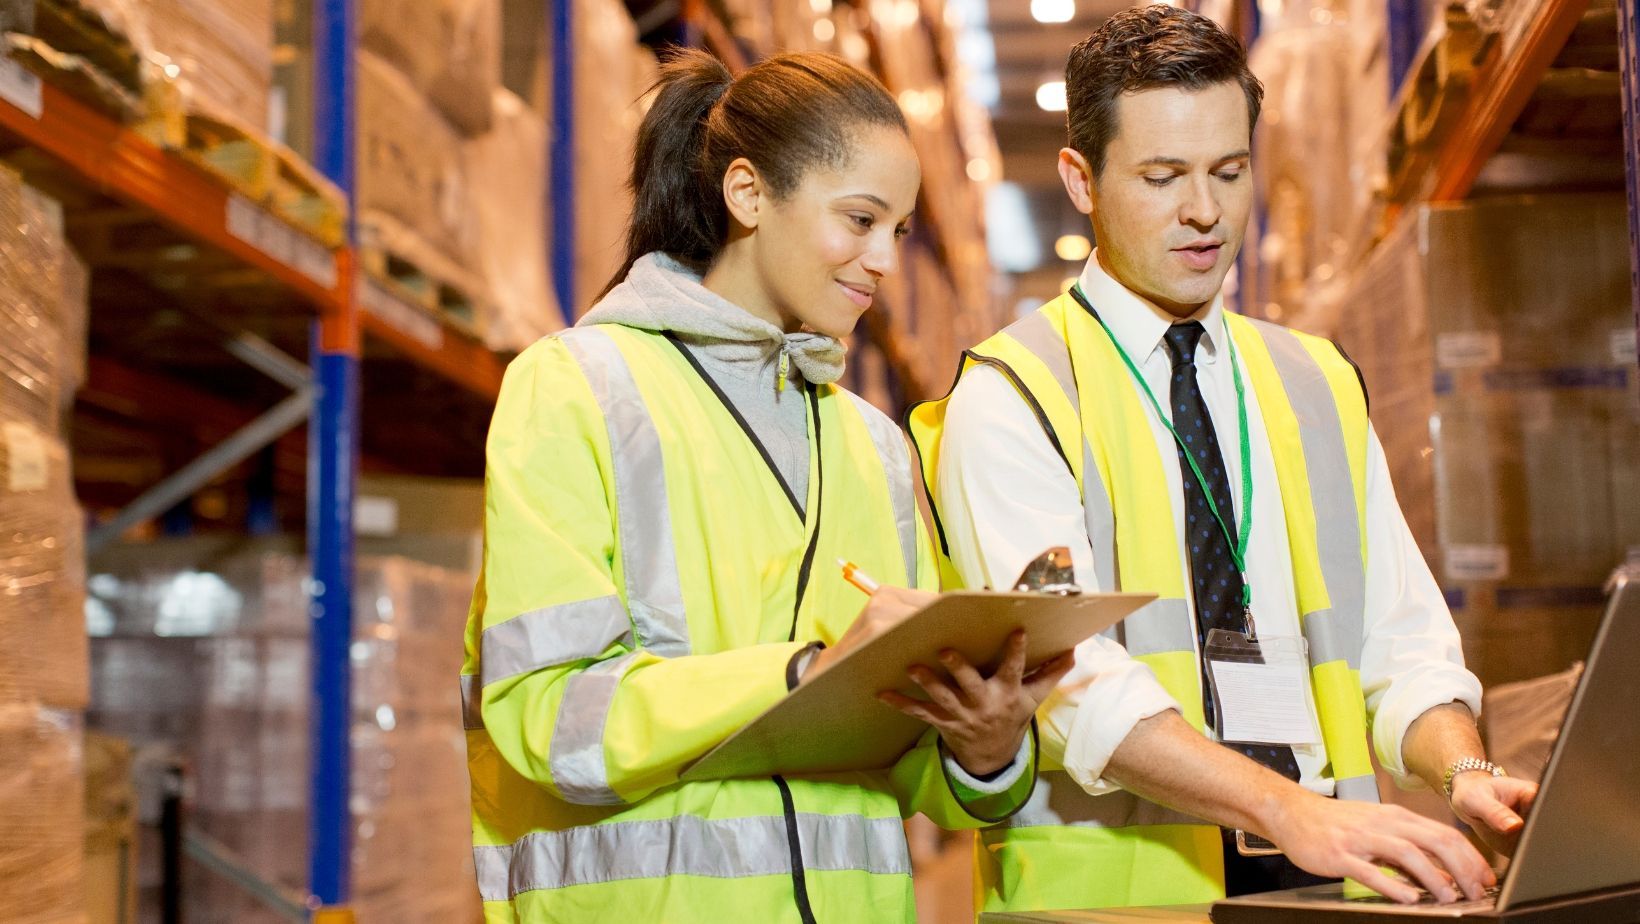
1001,771,1209,830
1258,324,1366,669
1007,312,1120,594
1006,309,1079,407
841,391,918,585
479,595,635,686
547,652,638,805
1334,774,1381,803
472,812,912,901
1300,608,1356,667
559,329,690,657
460,673,483,730
1118,598,1194,657
1080,439,1119,592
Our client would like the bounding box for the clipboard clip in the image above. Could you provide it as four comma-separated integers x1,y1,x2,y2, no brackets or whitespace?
1013,546,1083,596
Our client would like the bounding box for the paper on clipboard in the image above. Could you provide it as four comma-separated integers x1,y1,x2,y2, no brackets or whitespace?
680,590,1155,782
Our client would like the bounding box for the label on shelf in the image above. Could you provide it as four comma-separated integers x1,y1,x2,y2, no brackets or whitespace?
1443,544,1510,582
0,58,43,119
225,194,339,289
3,422,48,492
357,277,444,351
1436,331,1502,369
1611,328,1638,366
355,495,400,536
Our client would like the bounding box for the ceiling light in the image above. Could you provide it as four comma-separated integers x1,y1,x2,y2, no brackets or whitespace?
1035,80,1067,112
1054,234,1092,261
810,0,832,12
813,17,835,41
1031,0,1075,23
966,157,993,182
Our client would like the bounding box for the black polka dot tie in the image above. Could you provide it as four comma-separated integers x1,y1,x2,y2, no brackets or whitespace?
1163,321,1302,783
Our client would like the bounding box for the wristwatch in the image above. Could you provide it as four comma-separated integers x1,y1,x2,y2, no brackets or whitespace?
1442,757,1506,798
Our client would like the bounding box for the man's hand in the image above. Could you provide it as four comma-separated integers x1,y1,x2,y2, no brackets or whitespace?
878,629,1074,776
1448,772,1538,856
801,585,934,680
1265,791,1496,904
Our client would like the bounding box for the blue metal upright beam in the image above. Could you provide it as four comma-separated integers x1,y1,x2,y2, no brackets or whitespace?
550,0,576,323
1619,0,1640,363
309,0,358,914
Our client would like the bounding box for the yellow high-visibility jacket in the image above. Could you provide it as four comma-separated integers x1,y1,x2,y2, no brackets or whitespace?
464,323,1037,923
908,292,1378,912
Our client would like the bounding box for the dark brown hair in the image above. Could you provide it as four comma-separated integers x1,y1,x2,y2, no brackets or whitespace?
602,48,907,297
1065,5,1264,177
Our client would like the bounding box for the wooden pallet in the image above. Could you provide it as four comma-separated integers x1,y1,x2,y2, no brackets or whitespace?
168,111,348,248
2,32,139,122
10,0,142,91
357,238,484,341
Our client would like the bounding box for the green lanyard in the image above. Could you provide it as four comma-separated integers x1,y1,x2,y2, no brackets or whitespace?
1074,284,1256,625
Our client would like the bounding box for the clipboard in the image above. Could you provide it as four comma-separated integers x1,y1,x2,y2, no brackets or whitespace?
680,589,1155,782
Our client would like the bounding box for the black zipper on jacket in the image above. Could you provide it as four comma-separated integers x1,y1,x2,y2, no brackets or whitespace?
661,333,825,921
662,332,805,518
787,384,823,642
772,774,820,924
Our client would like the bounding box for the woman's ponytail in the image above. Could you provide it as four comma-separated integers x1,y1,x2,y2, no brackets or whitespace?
601,49,731,297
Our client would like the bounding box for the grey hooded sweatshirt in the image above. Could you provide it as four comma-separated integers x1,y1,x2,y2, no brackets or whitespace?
577,252,846,510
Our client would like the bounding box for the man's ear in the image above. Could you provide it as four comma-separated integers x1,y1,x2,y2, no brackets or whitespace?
722,157,763,230
1058,148,1096,216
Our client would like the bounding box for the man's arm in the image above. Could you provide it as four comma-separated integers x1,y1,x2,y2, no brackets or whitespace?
1401,702,1539,856
1106,711,1497,904
1354,427,1538,852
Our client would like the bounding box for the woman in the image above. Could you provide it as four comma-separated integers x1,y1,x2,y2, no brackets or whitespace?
462,49,1069,922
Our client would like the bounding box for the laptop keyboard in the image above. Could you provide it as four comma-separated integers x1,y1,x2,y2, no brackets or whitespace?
1347,884,1501,906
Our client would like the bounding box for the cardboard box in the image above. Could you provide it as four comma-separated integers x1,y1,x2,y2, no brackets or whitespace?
357,49,481,272
359,0,499,135
462,89,560,351
0,704,86,922
570,0,657,314
1304,194,1636,688
146,0,275,131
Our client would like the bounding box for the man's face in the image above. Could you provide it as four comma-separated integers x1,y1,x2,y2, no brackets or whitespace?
1062,82,1253,317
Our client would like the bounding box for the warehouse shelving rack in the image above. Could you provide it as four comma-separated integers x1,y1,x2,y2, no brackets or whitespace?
1396,0,1640,329
0,2,516,918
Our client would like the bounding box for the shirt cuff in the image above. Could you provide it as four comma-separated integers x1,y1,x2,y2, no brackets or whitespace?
942,735,1032,795
1372,666,1484,788
785,641,825,691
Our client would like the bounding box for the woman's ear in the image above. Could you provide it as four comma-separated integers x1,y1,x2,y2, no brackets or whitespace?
722,157,763,231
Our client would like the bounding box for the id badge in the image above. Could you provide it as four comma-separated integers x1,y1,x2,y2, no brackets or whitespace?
1203,627,1322,747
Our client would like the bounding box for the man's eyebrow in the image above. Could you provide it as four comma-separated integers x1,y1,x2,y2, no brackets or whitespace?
1136,150,1252,168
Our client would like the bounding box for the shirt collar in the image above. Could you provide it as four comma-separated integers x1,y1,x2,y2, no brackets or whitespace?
1075,249,1227,366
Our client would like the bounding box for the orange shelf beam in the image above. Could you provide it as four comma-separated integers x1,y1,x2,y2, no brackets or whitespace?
0,78,348,311
1430,0,1593,200
0,75,505,400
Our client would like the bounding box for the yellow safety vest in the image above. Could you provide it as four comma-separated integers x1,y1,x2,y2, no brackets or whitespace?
908,293,1377,912
464,323,1037,923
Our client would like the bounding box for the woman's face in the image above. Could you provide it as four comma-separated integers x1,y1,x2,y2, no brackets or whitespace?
745,125,921,339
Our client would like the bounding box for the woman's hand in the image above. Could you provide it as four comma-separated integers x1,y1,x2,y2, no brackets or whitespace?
879,630,1074,776
801,585,935,679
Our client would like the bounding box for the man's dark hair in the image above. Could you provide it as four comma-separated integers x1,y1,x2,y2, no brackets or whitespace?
1065,5,1264,177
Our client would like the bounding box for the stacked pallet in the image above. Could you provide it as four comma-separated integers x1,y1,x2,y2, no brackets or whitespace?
0,165,91,924
87,544,483,923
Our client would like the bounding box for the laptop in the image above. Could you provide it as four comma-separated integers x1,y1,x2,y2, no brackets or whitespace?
1212,564,1640,922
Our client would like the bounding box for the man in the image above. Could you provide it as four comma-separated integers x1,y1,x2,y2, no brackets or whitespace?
908,5,1538,913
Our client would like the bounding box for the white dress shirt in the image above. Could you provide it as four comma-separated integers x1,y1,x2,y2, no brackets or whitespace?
937,253,1482,797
